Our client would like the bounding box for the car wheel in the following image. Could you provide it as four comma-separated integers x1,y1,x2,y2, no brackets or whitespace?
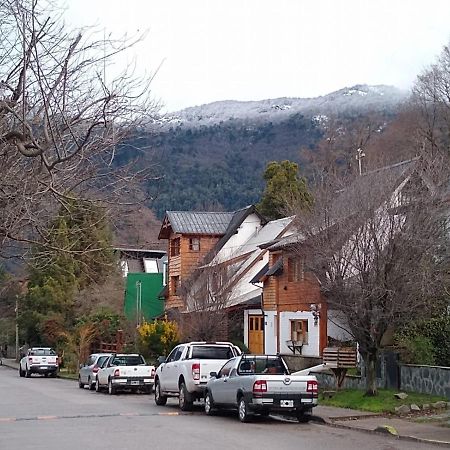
88,376,95,391
108,379,116,395
25,367,31,378
95,378,101,392
178,382,192,411
296,411,312,423
238,397,252,423
19,367,25,378
78,376,85,389
154,379,167,406
44,373,48,378
204,391,216,416
50,372,57,378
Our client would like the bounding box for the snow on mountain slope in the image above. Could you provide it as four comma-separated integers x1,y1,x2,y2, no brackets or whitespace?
160,84,407,128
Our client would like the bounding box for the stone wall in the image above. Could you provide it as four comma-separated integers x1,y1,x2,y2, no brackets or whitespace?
400,365,450,399
314,372,385,390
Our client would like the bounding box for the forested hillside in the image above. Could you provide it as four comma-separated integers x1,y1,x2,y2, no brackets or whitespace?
117,85,407,218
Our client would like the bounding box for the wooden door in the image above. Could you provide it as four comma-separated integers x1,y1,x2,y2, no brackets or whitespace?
248,315,264,354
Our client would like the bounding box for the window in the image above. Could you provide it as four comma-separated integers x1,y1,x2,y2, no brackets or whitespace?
290,319,308,344
190,346,235,360
218,359,235,378
288,257,304,282
189,237,200,251
171,276,180,295
238,356,287,375
111,355,146,366
170,237,180,256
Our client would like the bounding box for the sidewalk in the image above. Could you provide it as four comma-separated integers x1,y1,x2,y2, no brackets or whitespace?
2,358,449,446
313,404,450,447
1,358,19,370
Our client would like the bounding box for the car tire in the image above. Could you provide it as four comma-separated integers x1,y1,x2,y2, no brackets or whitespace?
50,372,57,378
296,410,312,423
204,391,216,416
25,367,31,378
238,397,252,423
78,377,85,389
88,376,95,391
95,378,101,392
178,382,193,411
154,379,167,406
19,367,25,378
108,379,116,395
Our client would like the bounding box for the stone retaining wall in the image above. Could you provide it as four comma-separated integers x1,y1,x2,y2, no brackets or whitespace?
400,365,450,399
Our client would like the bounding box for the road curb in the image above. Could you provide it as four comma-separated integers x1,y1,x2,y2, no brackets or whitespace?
317,417,450,447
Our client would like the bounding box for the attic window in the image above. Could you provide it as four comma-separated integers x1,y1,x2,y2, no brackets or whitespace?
189,237,200,251
170,238,180,257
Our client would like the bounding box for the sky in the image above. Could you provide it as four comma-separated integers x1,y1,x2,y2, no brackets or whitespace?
64,0,450,112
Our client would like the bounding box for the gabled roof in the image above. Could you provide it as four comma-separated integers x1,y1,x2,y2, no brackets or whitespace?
158,211,234,239
158,205,266,241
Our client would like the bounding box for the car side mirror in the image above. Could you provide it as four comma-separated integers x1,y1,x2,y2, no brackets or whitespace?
209,371,218,378
157,356,166,364
79,363,83,369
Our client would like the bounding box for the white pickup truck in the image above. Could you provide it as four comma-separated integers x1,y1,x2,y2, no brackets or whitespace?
95,353,155,395
19,347,59,378
154,341,241,410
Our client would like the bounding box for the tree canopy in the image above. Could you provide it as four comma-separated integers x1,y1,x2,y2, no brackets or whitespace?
257,160,313,220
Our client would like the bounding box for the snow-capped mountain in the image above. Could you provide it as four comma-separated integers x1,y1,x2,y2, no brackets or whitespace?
162,84,407,128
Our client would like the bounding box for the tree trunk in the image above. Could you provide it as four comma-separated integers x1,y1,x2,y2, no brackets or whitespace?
363,352,378,396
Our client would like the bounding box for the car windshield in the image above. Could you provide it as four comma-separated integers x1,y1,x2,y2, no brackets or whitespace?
190,346,234,360
111,355,145,366
30,349,56,356
238,356,287,375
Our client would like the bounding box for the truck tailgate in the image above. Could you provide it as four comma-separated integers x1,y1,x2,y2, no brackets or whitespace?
116,366,154,378
199,360,228,382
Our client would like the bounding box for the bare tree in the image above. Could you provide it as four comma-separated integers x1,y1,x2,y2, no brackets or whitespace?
0,0,160,259
294,157,449,395
412,41,450,159
177,261,241,342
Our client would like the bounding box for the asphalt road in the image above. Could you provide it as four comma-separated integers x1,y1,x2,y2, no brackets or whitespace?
0,366,438,450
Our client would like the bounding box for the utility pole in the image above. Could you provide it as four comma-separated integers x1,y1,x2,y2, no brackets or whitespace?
356,148,366,176
15,295,19,362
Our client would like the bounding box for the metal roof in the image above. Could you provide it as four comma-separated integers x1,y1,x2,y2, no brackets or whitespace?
166,211,235,235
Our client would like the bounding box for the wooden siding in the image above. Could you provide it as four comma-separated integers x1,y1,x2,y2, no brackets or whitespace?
165,232,222,310
262,251,328,355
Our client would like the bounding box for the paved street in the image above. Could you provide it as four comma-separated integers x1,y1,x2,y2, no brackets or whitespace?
0,366,439,450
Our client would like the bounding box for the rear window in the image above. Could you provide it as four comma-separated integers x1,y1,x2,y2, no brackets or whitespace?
238,356,288,375
190,346,235,360
97,355,110,367
30,349,56,356
111,355,146,366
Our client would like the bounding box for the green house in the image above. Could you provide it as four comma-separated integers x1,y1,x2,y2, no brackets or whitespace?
115,248,167,324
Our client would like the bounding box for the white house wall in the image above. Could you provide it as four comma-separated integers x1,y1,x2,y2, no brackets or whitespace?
216,213,263,261
279,311,320,357
327,310,353,342
264,311,278,354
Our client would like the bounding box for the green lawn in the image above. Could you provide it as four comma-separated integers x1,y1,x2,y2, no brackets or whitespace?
319,388,447,413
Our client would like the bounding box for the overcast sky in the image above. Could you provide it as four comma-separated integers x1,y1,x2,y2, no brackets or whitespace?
65,0,450,112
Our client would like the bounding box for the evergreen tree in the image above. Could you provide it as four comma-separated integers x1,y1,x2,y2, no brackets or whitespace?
257,160,313,220
20,200,116,345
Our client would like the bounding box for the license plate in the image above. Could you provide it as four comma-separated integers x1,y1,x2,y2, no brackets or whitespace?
41,366,48,369
131,381,140,385
280,400,294,407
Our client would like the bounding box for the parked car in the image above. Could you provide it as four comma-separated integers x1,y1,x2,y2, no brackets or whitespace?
19,347,59,378
95,353,155,394
78,353,112,390
154,341,241,410
204,354,318,422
